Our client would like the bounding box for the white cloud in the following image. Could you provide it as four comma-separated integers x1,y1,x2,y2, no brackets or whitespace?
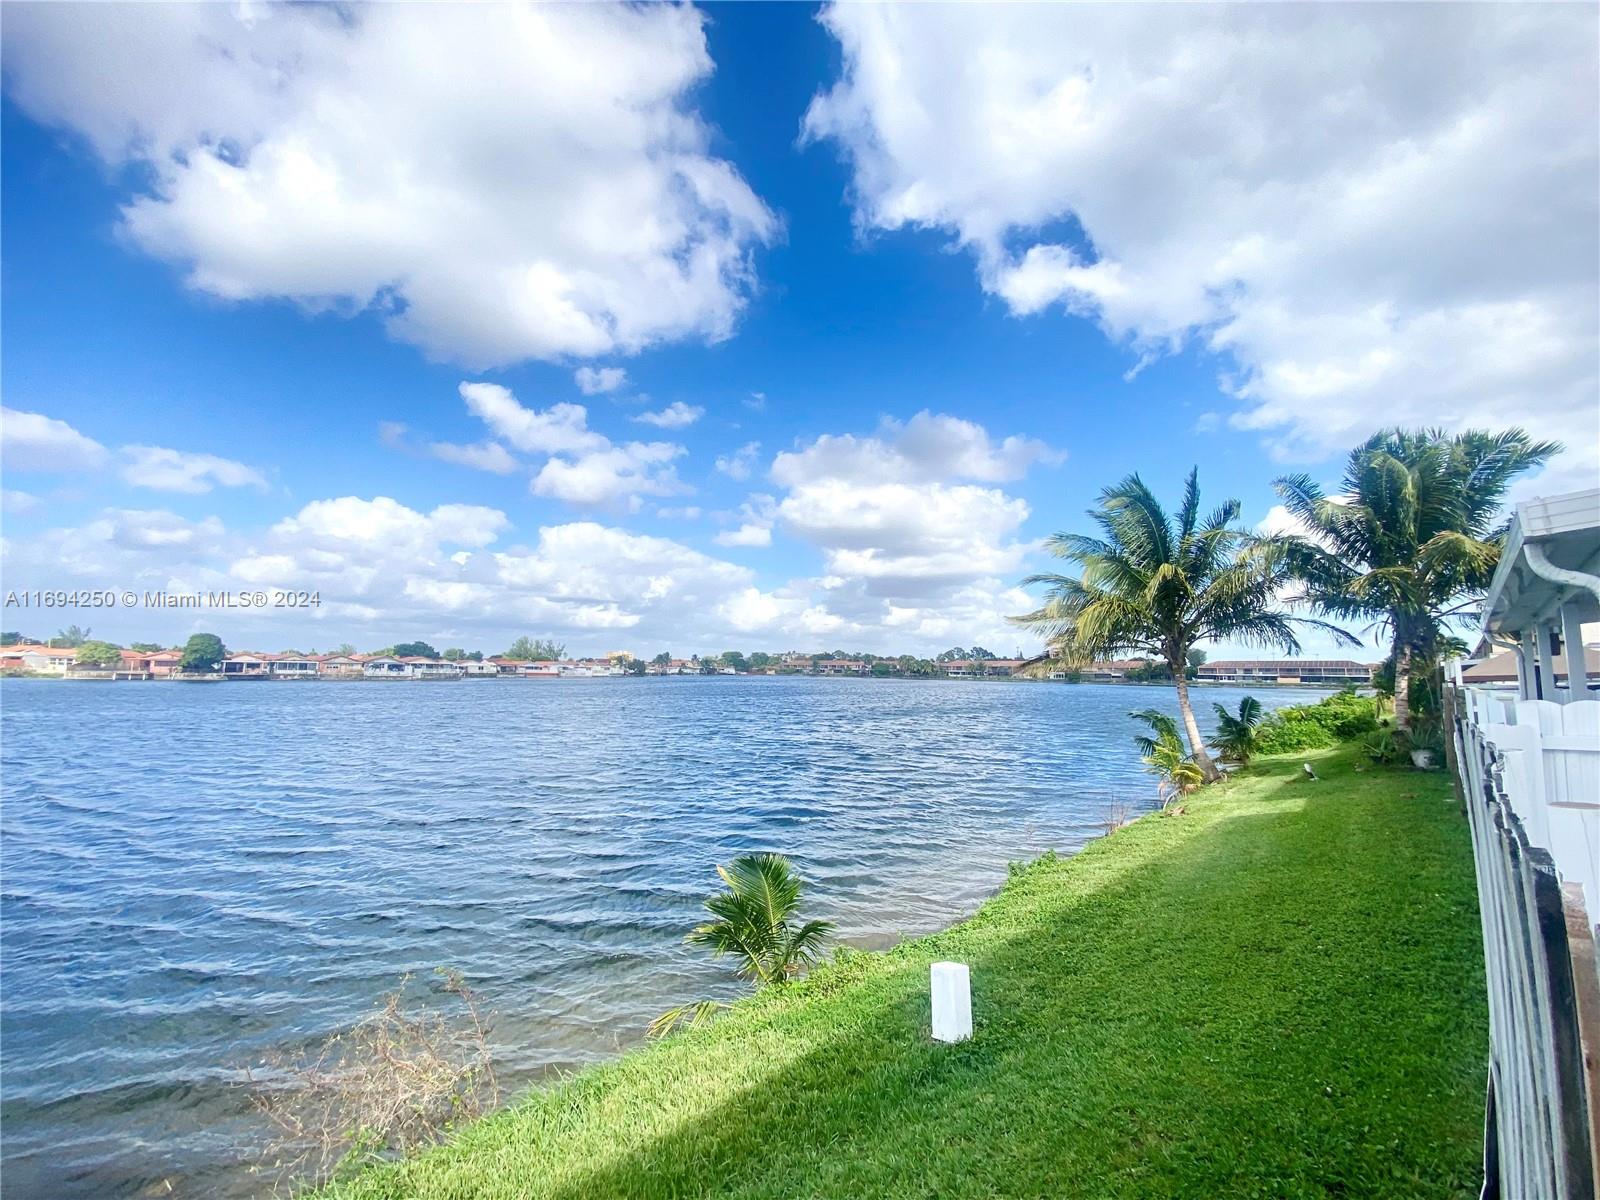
532,442,685,510
1,409,267,494
2,490,41,515
762,415,1049,653
779,481,1030,584
772,410,1056,488
712,493,776,548
4,3,778,366
806,5,1598,481
426,440,520,475
575,367,628,396
715,441,761,481
459,383,607,456
1,407,109,472
120,445,268,494
273,496,508,553
0,480,1043,654
455,381,687,510
633,401,704,430
714,524,772,548
656,506,703,520
743,391,767,412
0,508,228,602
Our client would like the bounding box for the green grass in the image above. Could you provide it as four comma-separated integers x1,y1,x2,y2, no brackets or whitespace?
322,748,1487,1199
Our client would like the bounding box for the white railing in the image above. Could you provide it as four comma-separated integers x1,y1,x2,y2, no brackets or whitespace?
1453,687,1600,1200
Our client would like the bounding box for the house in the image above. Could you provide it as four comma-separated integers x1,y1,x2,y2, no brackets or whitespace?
362,655,410,679
400,656,463,679
646,658,698,675
813,659,867,675
460,660,499,677
317,654,369,678
0,644,77,675
1195,659,1375,686
145,649,182,677
117,648,153,675
270,654,320,679
944,658,1027,678
1080,658,1151,681
222,653,272,679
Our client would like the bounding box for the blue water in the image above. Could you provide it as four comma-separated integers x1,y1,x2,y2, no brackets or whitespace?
0,676,1325,1198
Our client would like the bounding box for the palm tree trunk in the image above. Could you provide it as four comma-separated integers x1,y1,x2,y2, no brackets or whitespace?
1173,668,1221,783
1392,641,1412,735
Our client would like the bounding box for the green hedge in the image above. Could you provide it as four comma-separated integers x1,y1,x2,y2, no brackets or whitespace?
1254,690,1382,755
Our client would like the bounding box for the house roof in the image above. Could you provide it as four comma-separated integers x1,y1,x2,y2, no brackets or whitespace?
1199,660,1373,671
1483,488,1600,634
1462,646,1600,683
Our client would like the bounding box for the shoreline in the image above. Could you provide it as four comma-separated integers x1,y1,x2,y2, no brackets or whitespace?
313,744,1485,1200
0,672,1352,690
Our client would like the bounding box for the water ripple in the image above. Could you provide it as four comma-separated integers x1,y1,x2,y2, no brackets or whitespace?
0,675,1321,1198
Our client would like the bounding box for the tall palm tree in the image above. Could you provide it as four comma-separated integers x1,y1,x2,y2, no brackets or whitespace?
650,854,833,1037
1013,469,1347,782
1274,428,1558,733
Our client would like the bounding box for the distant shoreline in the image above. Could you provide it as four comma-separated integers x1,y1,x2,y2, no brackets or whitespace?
0,672,1347,690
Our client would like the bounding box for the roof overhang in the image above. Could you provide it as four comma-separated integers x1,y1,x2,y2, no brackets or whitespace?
1482,488,1600,636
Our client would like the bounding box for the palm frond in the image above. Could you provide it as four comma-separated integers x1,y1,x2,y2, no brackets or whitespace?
647,1000,728,1039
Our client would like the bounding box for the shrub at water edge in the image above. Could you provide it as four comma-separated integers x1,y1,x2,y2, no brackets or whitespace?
1253,690,1382,755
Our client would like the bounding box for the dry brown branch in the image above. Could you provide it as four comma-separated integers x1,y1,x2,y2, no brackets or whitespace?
243,969,497,1192
1098,801,1131,836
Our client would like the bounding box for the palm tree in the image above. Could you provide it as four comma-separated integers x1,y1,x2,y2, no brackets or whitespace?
1210,696,1264,766
1274,428,1558,733
650,854,833,1037
1130,709,1204,807
1013,469,1348,782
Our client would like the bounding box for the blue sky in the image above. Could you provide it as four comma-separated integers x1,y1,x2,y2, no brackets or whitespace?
1,3,1594,658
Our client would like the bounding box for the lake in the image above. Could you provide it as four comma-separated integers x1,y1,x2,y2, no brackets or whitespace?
0,675,1328,1198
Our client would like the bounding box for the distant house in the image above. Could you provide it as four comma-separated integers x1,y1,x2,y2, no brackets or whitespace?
647,658,698,675
460,660,499,677
145,649,182,677
0,645,77,675
362,656,410,679
944,658,1027,678
813,659,868,675
318,654,369,677
222,653,272,679
400,656,463,679
270,654,320,679
116,648,152,674
1080,658,1151,682
1196,660,1374,686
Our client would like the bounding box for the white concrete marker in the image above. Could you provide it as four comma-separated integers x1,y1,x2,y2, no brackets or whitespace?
930,961,972,1043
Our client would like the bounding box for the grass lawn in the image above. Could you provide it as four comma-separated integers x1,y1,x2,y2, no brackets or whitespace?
322,747,1488,1199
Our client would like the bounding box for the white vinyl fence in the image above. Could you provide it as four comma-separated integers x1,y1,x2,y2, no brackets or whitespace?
1453,689,1600,1200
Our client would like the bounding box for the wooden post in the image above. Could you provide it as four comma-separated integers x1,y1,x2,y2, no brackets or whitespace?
931,962,972,1043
